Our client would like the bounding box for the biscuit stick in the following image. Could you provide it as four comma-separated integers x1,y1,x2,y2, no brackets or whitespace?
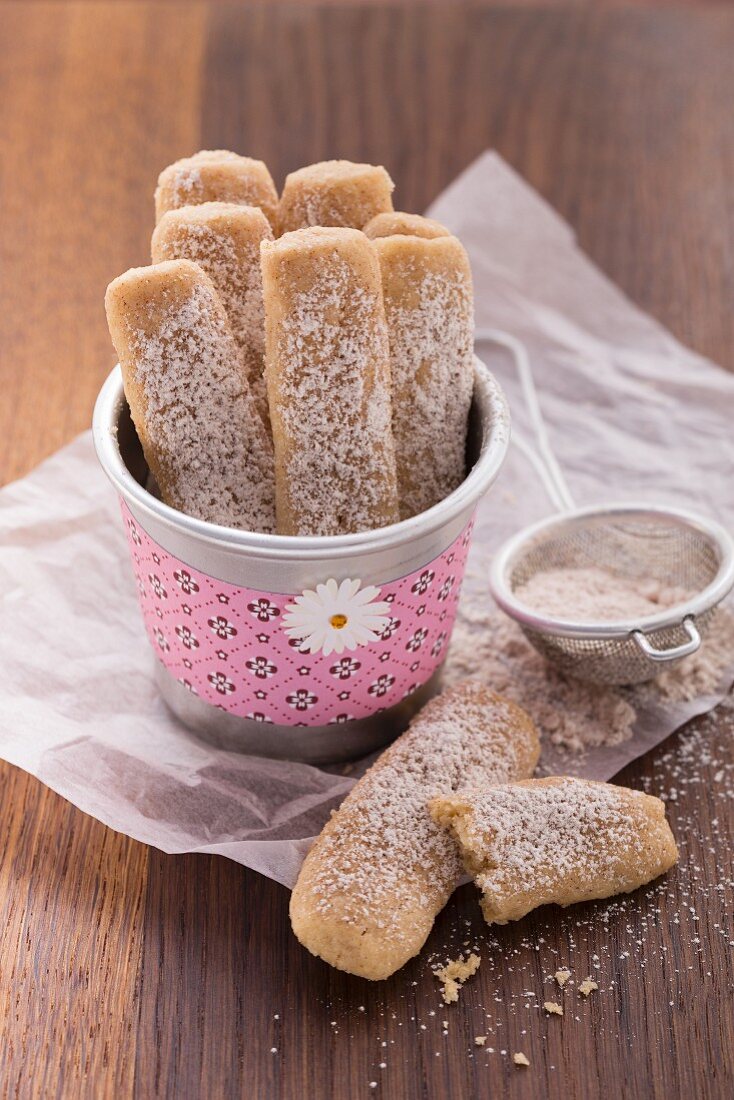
277,160,394,235
261,226,399,536
154,150,278,230
290,682,540,980
364,211,450,240
430,777,678,925
105,259,276,532
372,231,475,519
152,202,273,428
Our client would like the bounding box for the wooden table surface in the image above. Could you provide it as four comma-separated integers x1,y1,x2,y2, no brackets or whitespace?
2,2,733,1097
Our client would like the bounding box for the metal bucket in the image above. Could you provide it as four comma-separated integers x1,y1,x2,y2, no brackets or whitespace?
93,358,509,763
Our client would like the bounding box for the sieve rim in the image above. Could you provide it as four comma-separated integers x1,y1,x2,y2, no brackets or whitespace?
489,502,734,640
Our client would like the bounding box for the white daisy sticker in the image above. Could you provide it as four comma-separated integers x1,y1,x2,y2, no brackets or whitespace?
282,578,391,656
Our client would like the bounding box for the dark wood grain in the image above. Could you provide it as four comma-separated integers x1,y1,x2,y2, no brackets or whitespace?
1,3,733,1098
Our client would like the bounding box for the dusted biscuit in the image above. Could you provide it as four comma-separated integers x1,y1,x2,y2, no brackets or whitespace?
155,150,278,229
373,232,474,519
364,211,450,240
277,160,394,235
430,777,678,925
105,259,275,532
290,682,540,980
152,202,273,427
261,226,399,536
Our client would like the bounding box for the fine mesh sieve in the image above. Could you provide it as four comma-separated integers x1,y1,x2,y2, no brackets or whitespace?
478,330,734,685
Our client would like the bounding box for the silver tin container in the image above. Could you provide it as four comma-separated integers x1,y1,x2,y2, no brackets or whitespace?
93,358,509,763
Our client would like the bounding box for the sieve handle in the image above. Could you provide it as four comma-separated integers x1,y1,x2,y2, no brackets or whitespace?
631,618,701,662
474,328,576,513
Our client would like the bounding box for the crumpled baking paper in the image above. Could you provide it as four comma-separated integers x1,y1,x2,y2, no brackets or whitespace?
1,152,732,888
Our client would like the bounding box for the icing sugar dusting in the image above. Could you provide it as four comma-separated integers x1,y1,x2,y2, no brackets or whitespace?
125,277,275,531
303,683,537,945
434,778,676,923
263,237,399,535
156,152,278,227
171,165,202,200
152,210,271,422
382,262,474,519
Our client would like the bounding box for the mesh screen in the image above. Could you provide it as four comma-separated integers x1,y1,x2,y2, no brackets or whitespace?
506,515,721,684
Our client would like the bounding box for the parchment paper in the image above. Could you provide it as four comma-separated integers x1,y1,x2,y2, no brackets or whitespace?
1,152,732,888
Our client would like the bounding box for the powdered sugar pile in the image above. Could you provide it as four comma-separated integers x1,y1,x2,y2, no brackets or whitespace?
636,610,734,703
123,267,275,531
513,566,690,622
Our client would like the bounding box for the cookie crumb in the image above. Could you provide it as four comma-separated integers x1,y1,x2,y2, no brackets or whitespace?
543,1001,563,1016
554,968,571,988
474,1036,486,1047
578,978,599,997
434,953,481,1004
513,1052,530,1066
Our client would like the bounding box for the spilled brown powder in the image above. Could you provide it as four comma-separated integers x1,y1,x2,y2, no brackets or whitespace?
446,594,734,754
445,602,637,752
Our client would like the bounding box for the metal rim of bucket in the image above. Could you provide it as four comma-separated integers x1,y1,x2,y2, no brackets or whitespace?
93,356,510,563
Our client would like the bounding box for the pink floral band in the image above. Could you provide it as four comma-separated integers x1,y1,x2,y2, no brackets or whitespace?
123,502,473,727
